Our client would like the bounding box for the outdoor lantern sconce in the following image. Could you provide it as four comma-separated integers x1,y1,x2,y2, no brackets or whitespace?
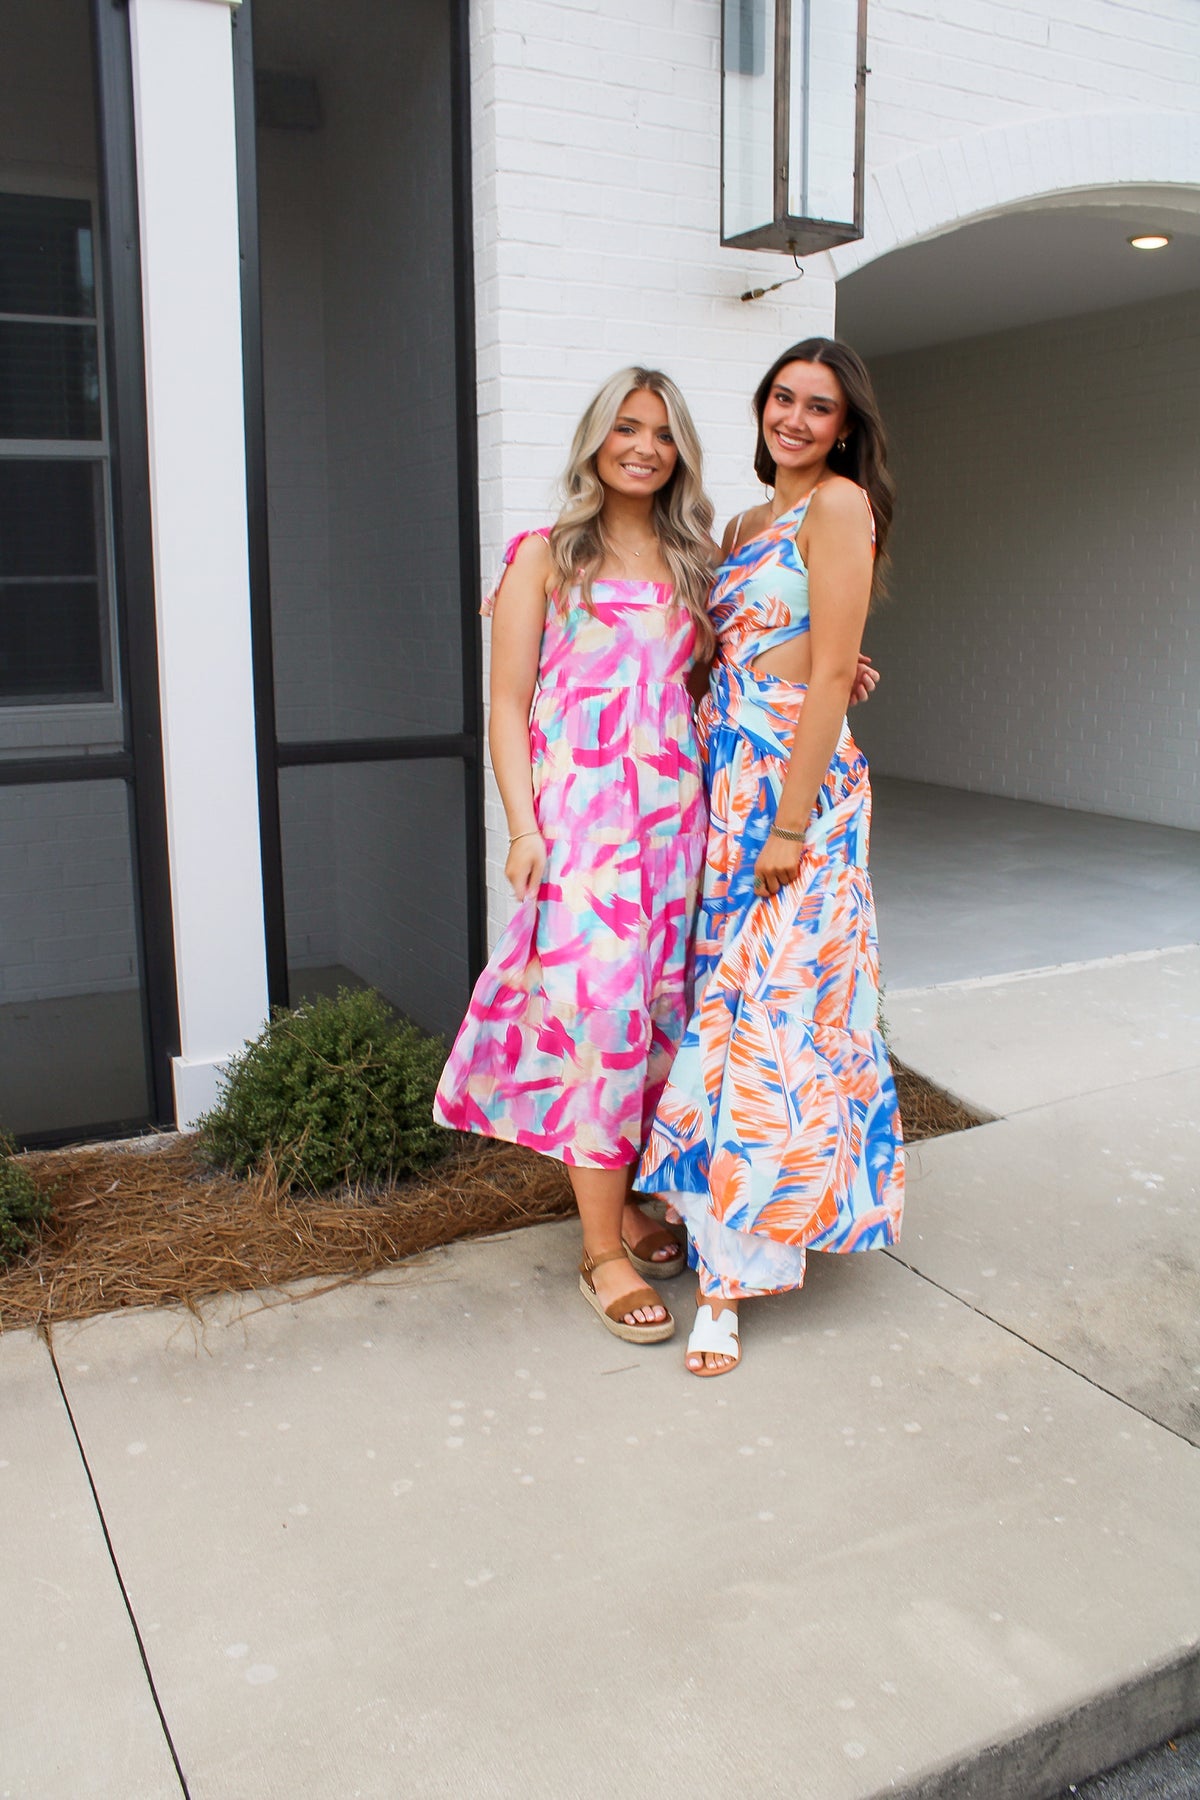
721,0,867,256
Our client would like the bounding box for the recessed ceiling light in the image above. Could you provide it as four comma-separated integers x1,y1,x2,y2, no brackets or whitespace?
1129,233,1171,250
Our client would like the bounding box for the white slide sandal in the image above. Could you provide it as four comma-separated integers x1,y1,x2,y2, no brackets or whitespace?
685,1303,741,1377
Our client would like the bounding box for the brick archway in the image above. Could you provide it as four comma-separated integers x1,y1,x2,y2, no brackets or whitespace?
832,109,1200,279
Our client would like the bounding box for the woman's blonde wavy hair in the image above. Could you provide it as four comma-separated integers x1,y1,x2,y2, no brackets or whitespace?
549,367,716,662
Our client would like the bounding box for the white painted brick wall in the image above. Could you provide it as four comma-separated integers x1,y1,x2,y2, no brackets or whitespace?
866,0,1200,171
853,289,1199,830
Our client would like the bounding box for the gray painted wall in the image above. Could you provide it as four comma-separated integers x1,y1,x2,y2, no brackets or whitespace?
854,289,1200,831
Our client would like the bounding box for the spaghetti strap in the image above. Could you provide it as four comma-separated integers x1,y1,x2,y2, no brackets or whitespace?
859,486,877,553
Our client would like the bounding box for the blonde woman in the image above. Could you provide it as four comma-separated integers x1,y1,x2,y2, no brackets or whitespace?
434,368,716,1342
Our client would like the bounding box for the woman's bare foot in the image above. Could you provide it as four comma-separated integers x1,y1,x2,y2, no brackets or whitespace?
622,1200,680,1262
685,1289,740,1375
588,1251,669,1326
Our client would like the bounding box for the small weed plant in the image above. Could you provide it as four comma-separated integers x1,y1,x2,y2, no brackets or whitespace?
0,1134,52,1267
198,987,453,1193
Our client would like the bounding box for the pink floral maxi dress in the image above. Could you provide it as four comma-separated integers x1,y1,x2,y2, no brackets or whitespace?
434,531,707,1167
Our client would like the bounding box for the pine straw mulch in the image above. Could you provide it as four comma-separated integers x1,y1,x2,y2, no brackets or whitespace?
0,1062,985,1332
892,1059,987,1143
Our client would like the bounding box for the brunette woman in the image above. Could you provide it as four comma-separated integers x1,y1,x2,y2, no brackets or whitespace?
636,339,905,1375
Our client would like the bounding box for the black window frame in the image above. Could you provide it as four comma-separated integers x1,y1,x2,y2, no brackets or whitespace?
0,188,121,711
0,1,180,1146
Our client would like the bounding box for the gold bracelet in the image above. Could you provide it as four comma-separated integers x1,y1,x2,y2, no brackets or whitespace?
508,829,541,845
769,824,806,842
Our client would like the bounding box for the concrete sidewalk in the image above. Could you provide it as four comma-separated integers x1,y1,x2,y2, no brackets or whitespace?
3,947,1199,1800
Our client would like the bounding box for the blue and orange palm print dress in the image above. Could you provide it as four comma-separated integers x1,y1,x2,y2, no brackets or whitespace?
434,530,707,1168
635,491,905,1297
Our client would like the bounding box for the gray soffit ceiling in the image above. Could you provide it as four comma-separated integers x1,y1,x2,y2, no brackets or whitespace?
836,190,1200,358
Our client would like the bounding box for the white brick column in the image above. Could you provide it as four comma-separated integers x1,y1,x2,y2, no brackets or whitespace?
128,0,268,1126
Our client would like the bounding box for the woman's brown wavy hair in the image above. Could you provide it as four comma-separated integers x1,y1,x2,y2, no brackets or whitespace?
752,337,894,598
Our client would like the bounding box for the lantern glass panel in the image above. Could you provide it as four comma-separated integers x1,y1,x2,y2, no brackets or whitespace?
786,0,859,227
722,0,775,241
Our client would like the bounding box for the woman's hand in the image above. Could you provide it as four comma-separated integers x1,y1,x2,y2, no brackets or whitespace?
752,830,803,900
505,831,547,902
848,653,879,706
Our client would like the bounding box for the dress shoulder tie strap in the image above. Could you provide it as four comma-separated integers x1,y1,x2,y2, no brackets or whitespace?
482,526,552,616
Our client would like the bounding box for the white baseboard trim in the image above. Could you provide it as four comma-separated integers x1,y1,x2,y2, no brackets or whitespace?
171,1054,227,1129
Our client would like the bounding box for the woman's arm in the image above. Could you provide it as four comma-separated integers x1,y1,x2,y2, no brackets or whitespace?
684,529,728,706
488,534,552,900
753,482,874,898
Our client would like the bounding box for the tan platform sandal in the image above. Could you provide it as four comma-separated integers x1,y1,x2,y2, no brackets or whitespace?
579,1248,675,1344
621,1214,686,1281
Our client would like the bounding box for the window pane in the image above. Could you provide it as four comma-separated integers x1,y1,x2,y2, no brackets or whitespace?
0,582,104,699
0,459,100,575
0,193,95,318
0,320,101,439
0,779,151,1139
722,0,776,240
280,759,470,1038
256,0,466,744
0,461,108,701
788,0,858,225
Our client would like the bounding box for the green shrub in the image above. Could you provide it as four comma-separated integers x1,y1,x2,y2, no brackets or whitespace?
197,987,453,1193
0,1135,52,1267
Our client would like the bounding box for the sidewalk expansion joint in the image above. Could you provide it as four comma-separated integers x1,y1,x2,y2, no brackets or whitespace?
46,1333,193,1800
995,1059,1200,1122
881,1251,1199,1452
